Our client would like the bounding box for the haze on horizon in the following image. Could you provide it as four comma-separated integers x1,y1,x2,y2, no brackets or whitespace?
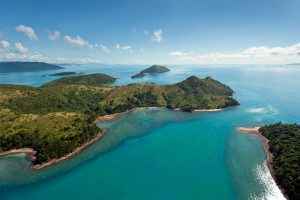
0,0,300,65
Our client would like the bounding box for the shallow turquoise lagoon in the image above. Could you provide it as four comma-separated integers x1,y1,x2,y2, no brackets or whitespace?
1,64,299,200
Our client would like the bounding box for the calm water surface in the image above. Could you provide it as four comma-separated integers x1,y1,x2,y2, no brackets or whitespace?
1,64,299,200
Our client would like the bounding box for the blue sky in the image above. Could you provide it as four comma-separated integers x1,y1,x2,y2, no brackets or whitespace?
0,0,300,64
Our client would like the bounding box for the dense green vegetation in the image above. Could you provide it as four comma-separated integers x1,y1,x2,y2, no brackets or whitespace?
0,109,100,164
1,84,109,115
49,71,77,76
43,73,116,87
100,76,238,113
0,62,63,73
259,123,300,200
131,65,170,78
0,74,238,165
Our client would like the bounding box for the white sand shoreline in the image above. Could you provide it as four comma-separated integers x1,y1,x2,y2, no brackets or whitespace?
237,126,287,199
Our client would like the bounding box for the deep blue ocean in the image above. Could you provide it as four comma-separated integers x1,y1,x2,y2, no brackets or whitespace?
1,64,299,200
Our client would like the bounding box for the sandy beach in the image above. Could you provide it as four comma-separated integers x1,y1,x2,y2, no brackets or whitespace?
193,108,223,112
237,126,288,199
172,108,223,112
237,127,273,173
0,148,37,160
95,109,137,122
96,113,122,121
95,107,224,122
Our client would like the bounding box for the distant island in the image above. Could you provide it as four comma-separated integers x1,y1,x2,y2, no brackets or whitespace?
0,62,63,73
287,63,300,66
0,74,238,169
131,65,170,78
239,123,300,200
49,72,77,76
43,73,116,87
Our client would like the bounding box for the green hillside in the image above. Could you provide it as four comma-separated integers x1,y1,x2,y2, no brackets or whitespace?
0,74,238,165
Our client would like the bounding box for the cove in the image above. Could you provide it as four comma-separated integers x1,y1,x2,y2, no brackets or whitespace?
1,64,300,200
0,107,282,200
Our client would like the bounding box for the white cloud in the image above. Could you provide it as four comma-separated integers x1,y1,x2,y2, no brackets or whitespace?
242,43,300,56
64,35,91,47
122,46,132,50
0,42,47,61
0,39,102,64
151,29,163,43
51,57,102,64
16,25,38,40
0,47,102,64
15,42,28,54
169,51,190,56
91,43,111,53
169,43,300,64
0,40,10,50
48,30,60,41
99,44,110,53
115,43,132,50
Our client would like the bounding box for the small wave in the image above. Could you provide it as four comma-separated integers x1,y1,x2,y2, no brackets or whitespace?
250,162,286,200
246,105,278,115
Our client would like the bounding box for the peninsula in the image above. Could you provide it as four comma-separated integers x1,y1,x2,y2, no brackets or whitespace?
131,65,170,78
0,62,63,73
0,73,239,169
238,123,300,200
49,71,77,76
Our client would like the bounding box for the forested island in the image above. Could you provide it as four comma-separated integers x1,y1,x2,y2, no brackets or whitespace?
49,72,77,76
0,73,238,168
131,65,170,78
43,73,116,87
0,62,63,73
259,123,300,200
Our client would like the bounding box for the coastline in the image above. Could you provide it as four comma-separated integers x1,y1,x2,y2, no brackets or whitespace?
0,131,105,170
237,127,273,172
172,107,223,112
96,107,224,122
95,109,135,122
33,131,105,170
193,108,223,112
0,107,229,171
96,107,226,122
237,127,287,199
96,113,122,121
0,148,37,160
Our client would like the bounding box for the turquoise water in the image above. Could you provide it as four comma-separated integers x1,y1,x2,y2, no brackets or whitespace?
1,64,300,200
